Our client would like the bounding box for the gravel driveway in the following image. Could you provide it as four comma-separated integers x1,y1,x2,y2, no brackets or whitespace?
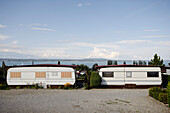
0,89,169,113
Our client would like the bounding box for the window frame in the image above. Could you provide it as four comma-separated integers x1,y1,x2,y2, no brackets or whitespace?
147,72,159,77
126,71,132,78
102,72,114,77
52,72,58,76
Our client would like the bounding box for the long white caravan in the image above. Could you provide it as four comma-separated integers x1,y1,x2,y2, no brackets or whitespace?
7,64,76,86
97,65,162,88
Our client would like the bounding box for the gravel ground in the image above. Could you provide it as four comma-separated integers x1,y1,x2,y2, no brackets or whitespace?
0,89,169,113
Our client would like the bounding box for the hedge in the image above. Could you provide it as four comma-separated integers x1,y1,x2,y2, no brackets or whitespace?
90,71,101,88
167,82,170,107
149,86,170,107
158,93,168,104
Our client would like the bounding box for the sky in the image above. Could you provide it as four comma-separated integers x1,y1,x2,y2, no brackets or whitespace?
0,0,170,60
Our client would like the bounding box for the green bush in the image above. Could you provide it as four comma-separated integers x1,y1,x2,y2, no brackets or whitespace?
0,84,10,90
149,87,162,100
158,93,168,104
168,75,170,82
90,71,101,88
16,86,21,89
149,88,154,97
167,82,170,107
152,87,162,100
83,82,89,90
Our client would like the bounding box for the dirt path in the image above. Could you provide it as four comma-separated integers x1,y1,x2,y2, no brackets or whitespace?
0,89,169,113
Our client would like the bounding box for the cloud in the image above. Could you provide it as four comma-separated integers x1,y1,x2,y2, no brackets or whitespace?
77,3,82,7
27,48,70,58
0,34,9,40
30,27,55,31
116,40,152,45
12,41,18,45
88,47,119,59
0,24,7,28
57,39,75,42
71,42,119,49
144,29,160,31
0,41,22,49
114,31,126,34
140,35,168,38
28,24,48,27
85,2,91,6
19,24,23,26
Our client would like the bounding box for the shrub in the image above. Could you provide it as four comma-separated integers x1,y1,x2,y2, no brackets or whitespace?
168,75,170,82
149,87,162,100
0,84,10,90
149,88,154,97
158,93,168,104
167,82,170,107
152,87,162,100
16,86,21,89
58,86,62,89
63,83,72,90
83,82,89,90
90,71,101,88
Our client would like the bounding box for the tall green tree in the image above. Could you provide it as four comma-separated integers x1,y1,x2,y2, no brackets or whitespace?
150,54,163,66
107,60,112,65
92,63,98,71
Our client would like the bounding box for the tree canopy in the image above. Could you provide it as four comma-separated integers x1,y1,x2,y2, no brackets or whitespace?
150,54,163,66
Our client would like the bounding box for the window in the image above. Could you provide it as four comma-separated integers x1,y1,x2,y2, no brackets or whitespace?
126,72,132,78
10,72,21,78
52,72,58,76
102,72,114,77
61,72,72,78
35,72,46,78
147,72,159,77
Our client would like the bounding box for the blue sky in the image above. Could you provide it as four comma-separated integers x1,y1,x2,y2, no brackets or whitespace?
0,0,170,60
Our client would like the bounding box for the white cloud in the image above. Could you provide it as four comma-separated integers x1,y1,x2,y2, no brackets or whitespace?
77,3,82,7
27,48,70,58
0,24,7,28
140,35,168,38
19,24,23,26
12,41,18,45
30,27,55,31
85,2,91,6
88,47,119,59
57,39,75,42
71,42,119,49
28,24,48,27
0,34,9,40
114,31,126,34
144,29,160,31
0,41,21,49
116,40,152,45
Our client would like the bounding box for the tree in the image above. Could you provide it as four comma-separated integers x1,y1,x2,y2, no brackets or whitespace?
92,63,98,71
90,71,101,88
113,61,117,65
76,64,89,71
123,61,126,65
139,60,143,65
143,61,146,65
107,60,113,65
150,54,163,66
58,61,60,65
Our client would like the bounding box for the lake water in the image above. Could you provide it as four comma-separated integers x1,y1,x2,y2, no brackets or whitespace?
0,59,170,68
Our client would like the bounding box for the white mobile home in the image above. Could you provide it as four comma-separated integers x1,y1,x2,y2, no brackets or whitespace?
7,64,76,86
97,65,162,88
